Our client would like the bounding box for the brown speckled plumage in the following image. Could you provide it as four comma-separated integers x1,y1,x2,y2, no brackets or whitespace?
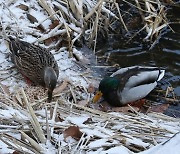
7,36,59,102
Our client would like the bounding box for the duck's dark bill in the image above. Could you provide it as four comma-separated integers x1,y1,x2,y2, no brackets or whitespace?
93,91,103,103
48,90,53,103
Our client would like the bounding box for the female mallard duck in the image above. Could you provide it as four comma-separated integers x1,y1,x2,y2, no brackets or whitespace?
7,36,59,102
93,66,165,106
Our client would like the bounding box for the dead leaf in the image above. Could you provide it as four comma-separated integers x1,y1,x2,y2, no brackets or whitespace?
77,100,89,107
44,36,60,46
16,4,29,11
111,106,140,113
129,99,146,109
63,126,83,141
44,37,54,46
147,104,169,113
54,80,68,94
13,151,20,154
26,13,38,23
36,24,46,33
49,20,60,29
88,83,95,93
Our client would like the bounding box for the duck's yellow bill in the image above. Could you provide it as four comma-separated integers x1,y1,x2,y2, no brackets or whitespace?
93,91,103,103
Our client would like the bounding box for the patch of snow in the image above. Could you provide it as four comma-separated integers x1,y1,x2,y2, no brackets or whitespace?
81,128,109,138
66,115,90,126
0,106,28,120
88,139,119,149
0,141,14,154
140,132,180,154
126,137,150,148
101,146,134,154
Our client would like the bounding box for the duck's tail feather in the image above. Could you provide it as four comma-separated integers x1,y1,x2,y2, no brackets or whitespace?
157,69,165,81
5,36,19,54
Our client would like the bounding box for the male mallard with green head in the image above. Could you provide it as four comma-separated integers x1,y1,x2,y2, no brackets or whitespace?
7,36,59,102
93,66,165,106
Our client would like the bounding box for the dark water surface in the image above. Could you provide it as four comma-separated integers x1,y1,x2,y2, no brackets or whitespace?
95,6,180,117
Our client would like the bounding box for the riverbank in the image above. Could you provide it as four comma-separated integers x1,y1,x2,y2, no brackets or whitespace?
0,0,179,153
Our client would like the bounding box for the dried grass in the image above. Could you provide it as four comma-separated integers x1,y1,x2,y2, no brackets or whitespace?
0,83,179,153
1,0,171,50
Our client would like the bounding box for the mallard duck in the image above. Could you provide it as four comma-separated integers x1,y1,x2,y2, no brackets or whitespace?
93,66,165,106
7,36,59,102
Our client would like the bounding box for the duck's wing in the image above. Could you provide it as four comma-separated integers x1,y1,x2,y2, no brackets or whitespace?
112,66,165,104
111,66,137,77
125,68,165,89
111,66,165,88
120,81,158,104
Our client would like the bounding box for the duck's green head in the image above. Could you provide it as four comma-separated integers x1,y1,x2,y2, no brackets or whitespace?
93,77,119,103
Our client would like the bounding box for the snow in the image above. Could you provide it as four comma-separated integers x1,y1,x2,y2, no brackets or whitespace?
66,115,90,126
100,146,133,154
88,139,119,149
0,0,180,154
140,132,180,154
0,141,14,154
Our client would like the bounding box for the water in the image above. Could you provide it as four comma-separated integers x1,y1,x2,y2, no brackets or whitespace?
95,5,180,117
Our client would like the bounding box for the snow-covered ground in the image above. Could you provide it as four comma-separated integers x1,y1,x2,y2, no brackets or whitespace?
0,0,180,153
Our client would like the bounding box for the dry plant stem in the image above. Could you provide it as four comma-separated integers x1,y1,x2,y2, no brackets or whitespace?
0,93,22,110
70,103,177,133
152,6,165,37
15,91,24,106
70,31,83,50
69,0,83,22
93,12,99,53
37,29,66,42
127,104,139,115
126,25,147,44
59,10,71,38
50,102,58,136
122,0,147,13
115,2,128,32
20,131,45,153
21,88,46,144
37,9,62,27
38,0,57,20
55,3,82,27
58,9,72,56
150,95,179,103
45,106,51,141
134,0,145,22
73,132,86,153
84,0,103,21
148,112,179,121
0,134,38,154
